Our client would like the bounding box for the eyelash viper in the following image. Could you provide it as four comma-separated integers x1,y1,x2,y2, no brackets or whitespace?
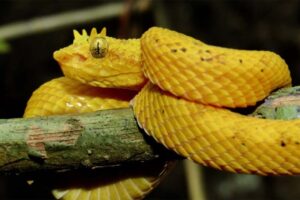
24,26,296,200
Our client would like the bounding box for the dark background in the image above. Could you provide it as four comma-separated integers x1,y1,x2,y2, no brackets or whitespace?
1,0,300,199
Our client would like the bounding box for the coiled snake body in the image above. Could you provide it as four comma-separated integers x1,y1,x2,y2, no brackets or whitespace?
24,27,296,200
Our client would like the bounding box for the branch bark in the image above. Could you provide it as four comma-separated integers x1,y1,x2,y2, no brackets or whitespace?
0,86,299,176
0,107,175,175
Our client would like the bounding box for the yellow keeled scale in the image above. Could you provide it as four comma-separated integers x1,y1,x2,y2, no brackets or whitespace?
25,26,298,200
133,27,297,176
133,83,300,175
24,77,134,117
140,27,291,108
24,77,173,200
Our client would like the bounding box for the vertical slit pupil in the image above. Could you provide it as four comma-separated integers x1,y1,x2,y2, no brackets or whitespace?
96,42,101,54
90,36,108,58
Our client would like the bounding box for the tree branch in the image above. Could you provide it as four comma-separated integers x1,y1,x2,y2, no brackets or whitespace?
0,107,176,175
0,86,298,176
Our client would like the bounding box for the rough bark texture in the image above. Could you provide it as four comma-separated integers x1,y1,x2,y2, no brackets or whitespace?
0,107,175,175
0,86,298,177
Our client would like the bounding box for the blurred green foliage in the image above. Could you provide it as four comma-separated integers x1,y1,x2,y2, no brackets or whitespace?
0,40,10,54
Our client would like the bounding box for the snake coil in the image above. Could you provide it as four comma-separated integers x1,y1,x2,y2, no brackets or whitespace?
25,27,296,200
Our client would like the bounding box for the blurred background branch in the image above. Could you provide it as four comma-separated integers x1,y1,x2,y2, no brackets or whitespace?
0,1,150,40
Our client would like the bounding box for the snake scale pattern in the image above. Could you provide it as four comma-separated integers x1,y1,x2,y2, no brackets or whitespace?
24,27,297,200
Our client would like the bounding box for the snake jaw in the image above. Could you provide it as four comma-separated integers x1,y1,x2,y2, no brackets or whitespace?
54,27,147,90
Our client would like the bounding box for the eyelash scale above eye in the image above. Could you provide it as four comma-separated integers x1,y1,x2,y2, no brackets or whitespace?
89,36,109,58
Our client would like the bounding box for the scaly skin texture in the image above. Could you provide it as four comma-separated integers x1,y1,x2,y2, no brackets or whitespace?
133,27,297,175
133,83,300,175
24,77,135,117
141,27,291,107
53,28,147,90
24,77,172,200
25,26,296,199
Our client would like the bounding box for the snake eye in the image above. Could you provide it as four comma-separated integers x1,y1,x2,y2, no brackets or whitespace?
89,36,108,58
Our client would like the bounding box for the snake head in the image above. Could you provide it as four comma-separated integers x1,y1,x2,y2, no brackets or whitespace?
53,27,146,90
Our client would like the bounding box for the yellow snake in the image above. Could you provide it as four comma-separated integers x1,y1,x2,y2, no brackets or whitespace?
24,27,296,199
